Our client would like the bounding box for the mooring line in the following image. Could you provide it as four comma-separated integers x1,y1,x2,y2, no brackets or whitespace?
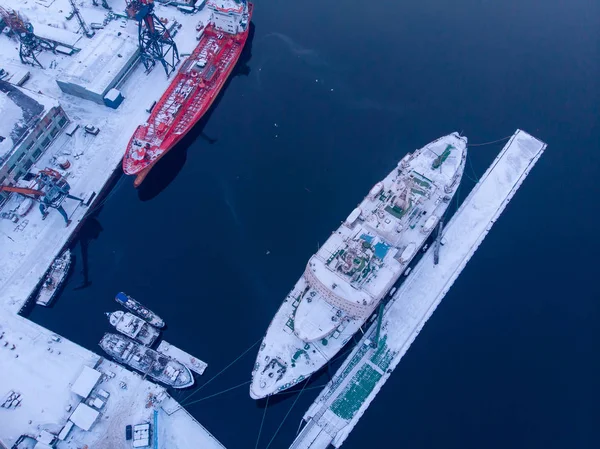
254,395,270,449
468,135,512,147
181,337,262,405
184,380,252,407
265,374,312,449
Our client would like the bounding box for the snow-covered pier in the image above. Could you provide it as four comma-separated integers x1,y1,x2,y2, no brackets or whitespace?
0,315,225,449
289,130,547,449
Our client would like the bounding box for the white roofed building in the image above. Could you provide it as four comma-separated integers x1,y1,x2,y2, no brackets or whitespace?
70,365,102,399
70,403,100,431
56,31,139,105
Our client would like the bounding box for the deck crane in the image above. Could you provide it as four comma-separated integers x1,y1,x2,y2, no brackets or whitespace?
68,0,95,38
124,0,180,76
0,169,86,226
0,7,55,68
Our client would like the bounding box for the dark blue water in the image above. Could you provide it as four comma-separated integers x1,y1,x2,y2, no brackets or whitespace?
29,0,600,448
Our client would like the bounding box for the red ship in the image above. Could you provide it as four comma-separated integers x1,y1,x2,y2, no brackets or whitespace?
123,0,253,186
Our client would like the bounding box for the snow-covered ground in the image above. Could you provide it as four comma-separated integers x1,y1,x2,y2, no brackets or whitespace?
289,130,547,449
0,1,225,447
0,313,225,448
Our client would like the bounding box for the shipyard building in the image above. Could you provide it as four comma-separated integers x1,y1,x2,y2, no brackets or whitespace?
56,31,139,105
0,80,68,204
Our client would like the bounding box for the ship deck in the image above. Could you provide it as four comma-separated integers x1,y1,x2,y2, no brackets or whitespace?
289,129,547,449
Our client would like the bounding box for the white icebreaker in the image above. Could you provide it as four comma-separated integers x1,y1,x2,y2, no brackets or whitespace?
250,133,468,399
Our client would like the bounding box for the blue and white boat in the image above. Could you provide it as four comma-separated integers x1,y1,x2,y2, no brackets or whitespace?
115,292,165,328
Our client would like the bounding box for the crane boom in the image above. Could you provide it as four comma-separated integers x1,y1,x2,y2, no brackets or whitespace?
0,186,44,196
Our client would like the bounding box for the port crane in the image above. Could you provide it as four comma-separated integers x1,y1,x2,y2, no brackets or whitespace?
67,0,95,38
0,169,87,226
124,0,180,76
0,7,55,68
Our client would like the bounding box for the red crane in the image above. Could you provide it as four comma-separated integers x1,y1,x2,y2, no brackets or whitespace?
0,168,85,226
0,6,54,68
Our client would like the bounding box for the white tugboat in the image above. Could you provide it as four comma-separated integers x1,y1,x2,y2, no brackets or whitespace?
36,249,72,306
106,311,160,346
250,133,468,399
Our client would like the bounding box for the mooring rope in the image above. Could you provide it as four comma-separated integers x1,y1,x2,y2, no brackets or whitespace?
264,374,312,449
468,134,512,147
181,337,263,405
467,154,480,183
83,173,128,217
254,395,270,449
183,380,252,407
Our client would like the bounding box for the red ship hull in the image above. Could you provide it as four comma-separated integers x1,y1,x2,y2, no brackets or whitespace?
123,4,253,187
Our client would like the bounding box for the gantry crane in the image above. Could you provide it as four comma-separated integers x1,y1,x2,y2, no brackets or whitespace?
0,168,86,226
124,0,180,76
0,7,55,68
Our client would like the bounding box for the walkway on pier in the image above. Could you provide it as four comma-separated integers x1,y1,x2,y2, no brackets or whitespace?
289,129,547,449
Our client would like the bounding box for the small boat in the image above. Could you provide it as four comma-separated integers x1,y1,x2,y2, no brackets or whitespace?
106,310,160,346
99,333,194,389
36,249,71,306
115,292,165,328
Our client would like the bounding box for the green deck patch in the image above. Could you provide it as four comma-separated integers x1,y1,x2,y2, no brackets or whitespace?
412,177,431,189
432,144,454,169
412,171,433,183
330,364,382,420
370,335,395,371
385,205,405,219
293,349,309,364
323,343,370,400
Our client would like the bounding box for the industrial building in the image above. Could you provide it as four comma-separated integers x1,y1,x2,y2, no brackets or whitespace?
56,31,139,105
0,80,68,204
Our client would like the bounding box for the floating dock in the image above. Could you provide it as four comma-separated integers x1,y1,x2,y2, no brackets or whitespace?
289,129,547,449
157,341,208,376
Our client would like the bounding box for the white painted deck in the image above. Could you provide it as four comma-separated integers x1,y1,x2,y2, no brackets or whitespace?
289,129,547,449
